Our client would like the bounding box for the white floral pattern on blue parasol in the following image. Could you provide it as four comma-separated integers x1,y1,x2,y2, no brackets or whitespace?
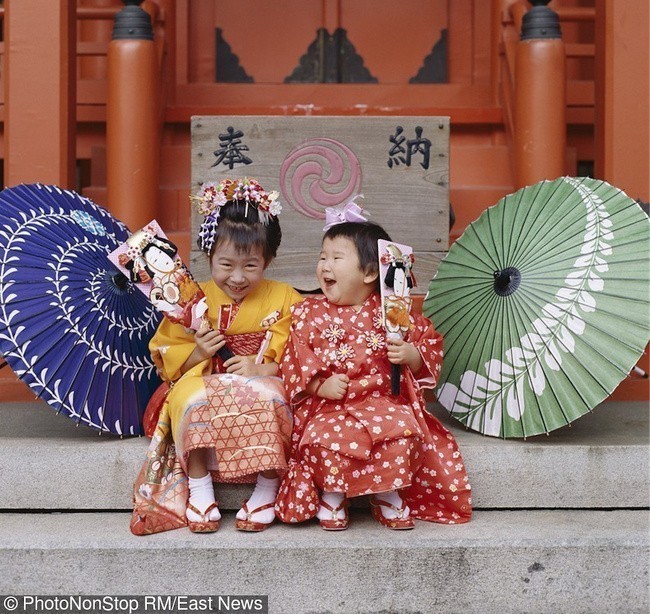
0,184,162,435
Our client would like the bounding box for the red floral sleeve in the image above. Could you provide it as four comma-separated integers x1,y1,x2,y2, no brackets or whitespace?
279,299,331,404
408,312,443,388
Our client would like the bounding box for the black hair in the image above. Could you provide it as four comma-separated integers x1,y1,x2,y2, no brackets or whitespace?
384,261,415,290
142,237,176,260
199,199,282,264
323,221,391,283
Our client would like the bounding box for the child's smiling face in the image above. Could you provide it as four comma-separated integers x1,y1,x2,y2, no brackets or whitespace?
317,236,377,308
210,239,266,302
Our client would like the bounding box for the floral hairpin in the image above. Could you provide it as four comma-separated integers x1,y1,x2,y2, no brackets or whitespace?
193,178,282,253
380,250,415,269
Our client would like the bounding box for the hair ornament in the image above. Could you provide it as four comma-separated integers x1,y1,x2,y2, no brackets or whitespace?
323,198,368,231
380,249,415,269
193,177,281,253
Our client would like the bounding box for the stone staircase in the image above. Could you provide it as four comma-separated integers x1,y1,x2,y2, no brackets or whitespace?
1,399,647,613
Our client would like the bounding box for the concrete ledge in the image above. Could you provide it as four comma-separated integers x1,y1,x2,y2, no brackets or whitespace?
0,510,647,613
0,401,648,509
453,401,650,509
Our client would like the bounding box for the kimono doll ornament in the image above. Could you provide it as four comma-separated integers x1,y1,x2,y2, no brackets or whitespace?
109,221,236,436
109,221,210,332
379,240,416,395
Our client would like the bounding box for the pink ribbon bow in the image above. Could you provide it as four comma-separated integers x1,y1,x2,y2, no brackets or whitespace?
323,201,368,231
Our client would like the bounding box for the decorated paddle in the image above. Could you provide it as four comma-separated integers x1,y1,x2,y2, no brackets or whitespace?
107,220,235,361
378,239,416,396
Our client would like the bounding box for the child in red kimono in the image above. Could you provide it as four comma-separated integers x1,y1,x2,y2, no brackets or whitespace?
275,219,472,530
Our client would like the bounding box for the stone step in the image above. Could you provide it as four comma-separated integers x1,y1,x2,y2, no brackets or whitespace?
0,509,647,613
1,400,647,511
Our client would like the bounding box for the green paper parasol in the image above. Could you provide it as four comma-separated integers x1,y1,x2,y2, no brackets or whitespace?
424,177,650,438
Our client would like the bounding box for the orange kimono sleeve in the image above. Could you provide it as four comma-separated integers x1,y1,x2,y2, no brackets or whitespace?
261,285,304,364
148,317,205,382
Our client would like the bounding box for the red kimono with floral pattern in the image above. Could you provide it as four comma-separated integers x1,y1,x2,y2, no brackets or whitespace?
275,293,472,525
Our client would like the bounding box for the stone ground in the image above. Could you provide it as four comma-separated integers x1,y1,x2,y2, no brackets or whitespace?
0,399,648,613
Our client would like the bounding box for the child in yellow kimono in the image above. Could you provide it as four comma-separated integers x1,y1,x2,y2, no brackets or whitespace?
131,178,302,535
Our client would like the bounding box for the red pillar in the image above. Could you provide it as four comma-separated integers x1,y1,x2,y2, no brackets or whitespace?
595,0,649,402
514,1,566,189
595,0,650,200
4,0,76,188
106,0,160,231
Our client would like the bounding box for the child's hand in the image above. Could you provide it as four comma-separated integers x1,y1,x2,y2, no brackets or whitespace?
194,328,226,360
223,355,257,376
316,374,350,400
387,338,423,373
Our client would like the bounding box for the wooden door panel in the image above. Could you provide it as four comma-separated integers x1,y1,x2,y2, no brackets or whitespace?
190,0,448,84
213,0,322,83
341,0,448,83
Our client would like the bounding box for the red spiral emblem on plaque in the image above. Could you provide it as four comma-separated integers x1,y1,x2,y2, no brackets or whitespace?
280,138,363,219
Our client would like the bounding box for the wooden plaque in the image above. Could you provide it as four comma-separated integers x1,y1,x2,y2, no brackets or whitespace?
190,116,449,293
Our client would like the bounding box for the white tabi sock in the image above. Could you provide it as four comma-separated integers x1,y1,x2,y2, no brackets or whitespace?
374,489,410,520
316,491,346,521
236,474,280,524
187,474,221,522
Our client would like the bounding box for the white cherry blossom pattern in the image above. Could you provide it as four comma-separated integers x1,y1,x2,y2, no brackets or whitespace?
365,330,386,351
323,323,346,343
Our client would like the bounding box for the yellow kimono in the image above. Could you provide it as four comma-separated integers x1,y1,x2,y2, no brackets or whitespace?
131,278,302,535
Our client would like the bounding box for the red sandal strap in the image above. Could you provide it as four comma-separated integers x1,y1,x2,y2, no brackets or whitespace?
319,497,349,519
240,499,276,518
371,496,409,519
187,501,220,522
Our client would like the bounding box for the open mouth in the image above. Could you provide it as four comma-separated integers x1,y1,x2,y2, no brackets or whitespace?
228,284,248,294
322,277,336,289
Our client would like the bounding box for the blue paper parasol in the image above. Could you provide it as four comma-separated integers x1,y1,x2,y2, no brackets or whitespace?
0,184,162,435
